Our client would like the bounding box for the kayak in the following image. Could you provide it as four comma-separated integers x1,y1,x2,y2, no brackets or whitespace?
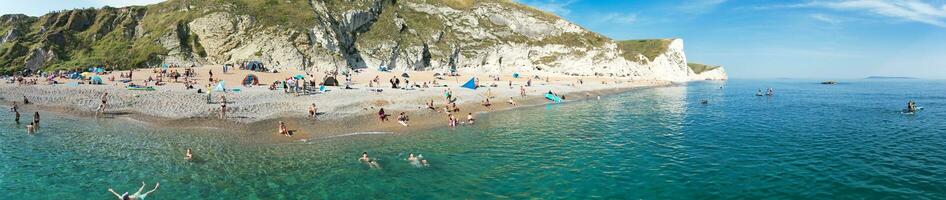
545,94,563,103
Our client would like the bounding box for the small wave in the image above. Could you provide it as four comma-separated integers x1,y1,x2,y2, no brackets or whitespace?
304,131,396,143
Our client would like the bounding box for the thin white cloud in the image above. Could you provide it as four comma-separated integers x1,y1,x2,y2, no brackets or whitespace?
598,13,638,24
810,13,842,24
516,0,578,16
759,0,946,27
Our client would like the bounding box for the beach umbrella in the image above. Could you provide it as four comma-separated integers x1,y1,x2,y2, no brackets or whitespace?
90,76,103,84
80,72,93,78
293,75,305,80
94,68,105,73
213,81,227,92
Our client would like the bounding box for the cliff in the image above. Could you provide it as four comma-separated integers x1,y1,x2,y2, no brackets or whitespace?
0,0,726,82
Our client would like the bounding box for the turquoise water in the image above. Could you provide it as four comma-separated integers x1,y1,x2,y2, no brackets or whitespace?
1,79,945,199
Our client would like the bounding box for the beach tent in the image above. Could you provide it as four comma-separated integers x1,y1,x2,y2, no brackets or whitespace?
242,74,259,86
513,73,520,78
293,75,305,80
80,72,94,79
94,68,105,73
401,73,410,78
90,76,103,84
213,81,227,92
461,78,477,90
69,72,82,79
322,76,339,86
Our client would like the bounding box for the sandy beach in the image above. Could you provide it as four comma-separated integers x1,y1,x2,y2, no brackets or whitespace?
1,66,670,141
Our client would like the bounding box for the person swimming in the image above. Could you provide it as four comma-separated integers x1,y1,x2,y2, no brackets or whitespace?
407,153,429,167
907,100,917,113
360,152,381,169
108,182,159,200
185,149,194,161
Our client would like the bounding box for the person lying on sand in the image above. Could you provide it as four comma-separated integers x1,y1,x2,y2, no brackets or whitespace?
185,149,194,161
397,112,409,127
108,182,159,200
278,121,291,137
482,98,492,109
507,97,517,106
360,152,381,169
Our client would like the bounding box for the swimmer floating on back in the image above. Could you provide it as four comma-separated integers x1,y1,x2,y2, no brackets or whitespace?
360,152,381,169
108,182,159,200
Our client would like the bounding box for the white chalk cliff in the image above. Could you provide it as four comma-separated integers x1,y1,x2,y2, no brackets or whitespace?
0,0,726,81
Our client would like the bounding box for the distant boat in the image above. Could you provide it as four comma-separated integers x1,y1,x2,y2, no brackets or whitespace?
821,81,838,85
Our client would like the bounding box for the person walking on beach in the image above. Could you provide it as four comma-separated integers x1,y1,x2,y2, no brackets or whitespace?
219,98,227,119
520,86,526,97
23,96,30,105
97,92,109,115
108,182,160,200
308,103,318,119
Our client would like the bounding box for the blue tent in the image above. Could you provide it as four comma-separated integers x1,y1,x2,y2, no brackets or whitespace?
69,72,82,79
545,93,563,103
90,76,103,84
461,78,477,90
213,81,227,92
513,73,520,78
94,68,105,73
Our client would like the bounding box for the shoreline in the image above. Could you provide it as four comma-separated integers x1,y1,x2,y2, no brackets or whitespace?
1,66,673,142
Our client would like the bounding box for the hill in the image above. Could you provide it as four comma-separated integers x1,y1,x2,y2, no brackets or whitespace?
0,0,725,81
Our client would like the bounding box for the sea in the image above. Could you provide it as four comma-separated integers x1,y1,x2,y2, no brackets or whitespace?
1,79,944,199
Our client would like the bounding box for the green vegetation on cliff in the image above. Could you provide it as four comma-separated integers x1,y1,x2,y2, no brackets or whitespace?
617,39,673,63
687,63,720,74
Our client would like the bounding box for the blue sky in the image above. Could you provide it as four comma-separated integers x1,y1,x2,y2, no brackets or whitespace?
2,0,945,79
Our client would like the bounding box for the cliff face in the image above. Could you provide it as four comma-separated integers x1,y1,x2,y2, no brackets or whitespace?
0,0,726,82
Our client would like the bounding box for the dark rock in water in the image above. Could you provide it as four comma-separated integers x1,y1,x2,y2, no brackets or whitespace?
821,81,837,85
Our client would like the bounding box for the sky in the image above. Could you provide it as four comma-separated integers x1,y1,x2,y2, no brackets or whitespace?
2,0,945,79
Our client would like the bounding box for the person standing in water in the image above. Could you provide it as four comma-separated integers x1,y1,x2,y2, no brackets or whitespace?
14,110,20,124
10,101,17,112
467,113,475,124
26,122,35,134
32,112,39,126
408,153,429,167
108,182,160,200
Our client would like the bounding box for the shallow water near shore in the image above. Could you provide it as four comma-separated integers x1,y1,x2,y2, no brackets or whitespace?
1,79,945,199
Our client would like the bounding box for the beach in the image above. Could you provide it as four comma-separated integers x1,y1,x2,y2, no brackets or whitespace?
0,65,669,141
